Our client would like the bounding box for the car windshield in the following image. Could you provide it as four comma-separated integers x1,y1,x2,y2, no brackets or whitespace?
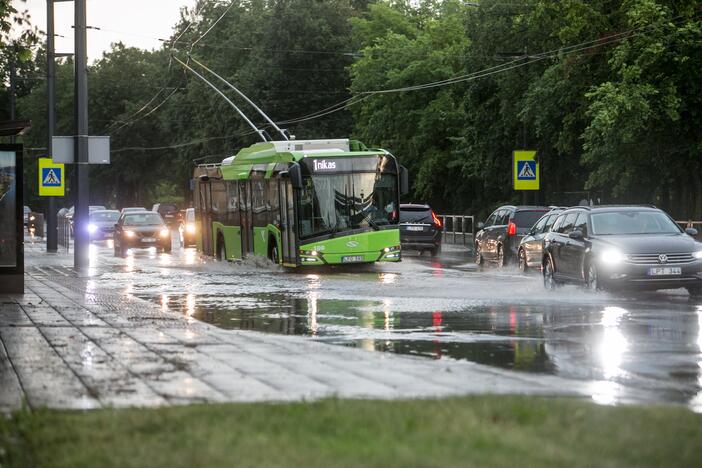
514,210,548,228
90,211,119,222
298,173,397,239
123,213,163,226
590,211,681,235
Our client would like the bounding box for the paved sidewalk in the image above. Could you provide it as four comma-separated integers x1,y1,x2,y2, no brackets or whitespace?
1,249,587,411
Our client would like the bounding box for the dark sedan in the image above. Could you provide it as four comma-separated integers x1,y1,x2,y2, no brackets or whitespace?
399,204,443,256
87,210,120,241
542,206,702,295
517,207,565,273
475,205,549,267
114,212,172,257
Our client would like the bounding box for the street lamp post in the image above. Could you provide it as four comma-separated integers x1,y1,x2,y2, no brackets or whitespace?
73,0,90,269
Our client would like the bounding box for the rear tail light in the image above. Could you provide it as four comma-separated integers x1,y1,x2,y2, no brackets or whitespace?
431,211,443,229
507,221,517,236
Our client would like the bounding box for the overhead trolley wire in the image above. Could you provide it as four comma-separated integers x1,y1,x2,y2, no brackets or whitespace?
105,0,216,134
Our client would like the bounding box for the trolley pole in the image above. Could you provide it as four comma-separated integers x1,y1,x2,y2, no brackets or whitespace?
73,0,90,269
46,0,58,253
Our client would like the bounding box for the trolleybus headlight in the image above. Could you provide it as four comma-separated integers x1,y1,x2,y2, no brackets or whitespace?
87,223,97,234
160,228,170,238
125,230,136,238
693,250,702,260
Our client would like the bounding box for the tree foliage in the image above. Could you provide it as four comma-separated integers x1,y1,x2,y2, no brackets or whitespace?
4,0,702,219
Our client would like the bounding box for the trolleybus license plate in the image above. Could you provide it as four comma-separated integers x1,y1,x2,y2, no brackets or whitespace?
648,267,681,276
342,255,364,263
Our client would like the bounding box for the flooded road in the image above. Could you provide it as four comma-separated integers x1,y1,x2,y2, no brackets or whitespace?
87,241,702,410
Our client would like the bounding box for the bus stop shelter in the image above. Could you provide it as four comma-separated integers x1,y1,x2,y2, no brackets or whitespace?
0,120,30,294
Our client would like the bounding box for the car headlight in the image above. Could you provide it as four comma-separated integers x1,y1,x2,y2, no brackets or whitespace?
160,228,170,238
87,223,97,234
693,250,702,259
601,249,625,264
125,230,136,238
186,223,196,234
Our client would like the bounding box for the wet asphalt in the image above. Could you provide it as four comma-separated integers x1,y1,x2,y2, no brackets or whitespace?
85,239,702,411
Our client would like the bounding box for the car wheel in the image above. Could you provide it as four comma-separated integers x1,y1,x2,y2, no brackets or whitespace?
163,241,172,253
475,243,483,266
430,244,441,257
585,262,602,292
497,245,506,268
518,249,528,274
686,286,702,298
543,257,558,290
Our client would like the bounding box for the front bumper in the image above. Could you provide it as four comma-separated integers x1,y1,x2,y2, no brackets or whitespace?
122,237,171,250
598,260,702,290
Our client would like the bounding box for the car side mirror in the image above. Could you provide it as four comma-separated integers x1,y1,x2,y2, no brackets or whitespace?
685,227,698,237
477,222,485,230
569,230,583,240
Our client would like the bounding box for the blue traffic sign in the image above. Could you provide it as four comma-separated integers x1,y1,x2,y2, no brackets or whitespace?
41,167,62,187
516,160,536,180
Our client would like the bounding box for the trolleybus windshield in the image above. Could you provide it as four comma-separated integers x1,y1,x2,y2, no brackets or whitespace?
298,172,397,239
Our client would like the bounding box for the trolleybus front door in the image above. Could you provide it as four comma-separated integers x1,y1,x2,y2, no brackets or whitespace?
239,181,254,257
278,179,297,265
197,180,213,256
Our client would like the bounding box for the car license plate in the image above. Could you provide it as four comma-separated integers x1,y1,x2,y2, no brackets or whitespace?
648,267,681,276
406,226,424,231
141,237,156,243
342,255,364,263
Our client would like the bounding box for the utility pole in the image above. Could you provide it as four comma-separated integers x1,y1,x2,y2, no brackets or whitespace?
74,0,90,269
46,0,58,253
9,59,16,144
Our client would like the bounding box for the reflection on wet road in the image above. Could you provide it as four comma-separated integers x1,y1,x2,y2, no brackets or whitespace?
89,242,702,411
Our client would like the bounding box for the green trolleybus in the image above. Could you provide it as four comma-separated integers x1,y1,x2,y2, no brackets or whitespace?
193,139,408,267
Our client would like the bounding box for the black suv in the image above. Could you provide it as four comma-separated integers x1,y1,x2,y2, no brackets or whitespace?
399,204,443,256
152,203,179,228
542,205,702,295
475,205,549,267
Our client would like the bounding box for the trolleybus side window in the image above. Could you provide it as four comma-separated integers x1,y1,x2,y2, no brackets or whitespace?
211,180,226,219
252,179,268,227
226,181,239,225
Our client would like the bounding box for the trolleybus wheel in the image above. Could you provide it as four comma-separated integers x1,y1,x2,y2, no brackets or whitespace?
217,235,226,261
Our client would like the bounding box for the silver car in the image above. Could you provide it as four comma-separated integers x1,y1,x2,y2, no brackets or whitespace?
517,208,565,273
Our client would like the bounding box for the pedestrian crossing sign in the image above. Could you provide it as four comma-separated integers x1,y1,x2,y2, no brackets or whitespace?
513,151,539,191
38,158,65,196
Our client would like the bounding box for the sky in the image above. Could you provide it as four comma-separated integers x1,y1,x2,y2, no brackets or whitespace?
14,0,197,61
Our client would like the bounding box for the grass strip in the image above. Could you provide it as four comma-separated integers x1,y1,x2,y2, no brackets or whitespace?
1,396,701,468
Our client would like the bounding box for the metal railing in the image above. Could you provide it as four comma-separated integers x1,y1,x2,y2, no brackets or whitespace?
438,215,475,247
676,220,702,240
57,213,71,252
